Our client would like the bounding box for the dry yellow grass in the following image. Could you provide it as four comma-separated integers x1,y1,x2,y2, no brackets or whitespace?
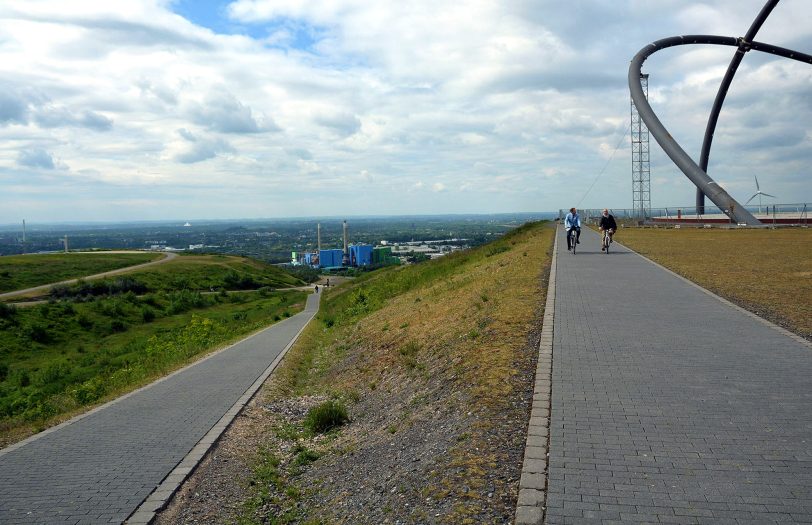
617,227,812,339
254,222,555,523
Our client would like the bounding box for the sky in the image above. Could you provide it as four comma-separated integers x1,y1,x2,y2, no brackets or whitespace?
0,0,810,223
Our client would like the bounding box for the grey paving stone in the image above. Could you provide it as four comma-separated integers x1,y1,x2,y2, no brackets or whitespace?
544,227,812,524
0,294,320,524
518,488,546,506
516,505,543,524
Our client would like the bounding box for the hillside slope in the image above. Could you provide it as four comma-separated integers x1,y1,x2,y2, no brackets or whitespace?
0,252,161,294
156,221,554,524
0,252,307,446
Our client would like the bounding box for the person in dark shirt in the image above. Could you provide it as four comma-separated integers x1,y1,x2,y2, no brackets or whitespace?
598,209,617,251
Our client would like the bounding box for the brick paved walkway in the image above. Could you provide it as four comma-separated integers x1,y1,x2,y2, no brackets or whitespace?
0,293,319,525
546,227,812,524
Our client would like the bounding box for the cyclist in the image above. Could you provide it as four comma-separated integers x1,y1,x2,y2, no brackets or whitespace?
564,207,581,251
598,208,617,251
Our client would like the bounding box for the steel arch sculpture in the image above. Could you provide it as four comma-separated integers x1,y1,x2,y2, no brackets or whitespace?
628,0,812,226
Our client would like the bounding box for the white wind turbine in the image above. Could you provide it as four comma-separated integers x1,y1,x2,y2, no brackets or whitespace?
744,175,776,215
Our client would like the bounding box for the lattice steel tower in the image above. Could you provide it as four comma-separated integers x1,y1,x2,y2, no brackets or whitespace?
630,73,651,218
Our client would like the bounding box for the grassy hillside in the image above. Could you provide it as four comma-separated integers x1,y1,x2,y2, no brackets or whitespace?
0,253,309,446
44,254,303,300
0,252,161,293
125,254,302,291
158,221,555,524
617,228,812,339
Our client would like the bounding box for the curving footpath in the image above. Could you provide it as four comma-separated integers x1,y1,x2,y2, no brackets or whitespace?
0,252,178,301
519,226,812,524
0,292,320,524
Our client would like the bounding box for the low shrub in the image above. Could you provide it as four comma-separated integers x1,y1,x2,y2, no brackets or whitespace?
304,400,348,434
0,302,17,319
141,307,156,323
25,323,51,344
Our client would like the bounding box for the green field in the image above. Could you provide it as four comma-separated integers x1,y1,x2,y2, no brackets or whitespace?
0,252,309,446
0,252,162,294
46,254,303,300
617,227,812,339
125,254,302,291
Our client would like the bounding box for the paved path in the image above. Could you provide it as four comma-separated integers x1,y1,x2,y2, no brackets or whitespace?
0,293,319,524
0,252,177,301
545,227,812,524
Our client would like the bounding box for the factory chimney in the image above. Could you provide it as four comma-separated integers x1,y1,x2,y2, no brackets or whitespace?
22,220,26,254
317,223,322,252
342,220,349,266
63,235,69,253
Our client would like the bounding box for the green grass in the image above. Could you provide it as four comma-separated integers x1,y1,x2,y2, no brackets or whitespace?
303,400,348,434
0,252,161,293
0,288,307,445
62,254,303,295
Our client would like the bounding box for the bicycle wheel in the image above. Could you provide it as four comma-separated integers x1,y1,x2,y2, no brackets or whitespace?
571,231,576,254
604,233,609,254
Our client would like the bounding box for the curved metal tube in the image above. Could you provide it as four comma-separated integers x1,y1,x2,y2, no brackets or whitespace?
696,0,780,213
629,35,812,225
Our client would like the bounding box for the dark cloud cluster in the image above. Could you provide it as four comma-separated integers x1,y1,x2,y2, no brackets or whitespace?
17,148,56,169
174,128,234,163
187,91,278,133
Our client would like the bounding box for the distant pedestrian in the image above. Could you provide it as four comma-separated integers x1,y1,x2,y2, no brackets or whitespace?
315,285,319,293
326,278,330,287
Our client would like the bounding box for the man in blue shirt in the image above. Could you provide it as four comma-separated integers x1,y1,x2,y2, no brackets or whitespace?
564,207,581,251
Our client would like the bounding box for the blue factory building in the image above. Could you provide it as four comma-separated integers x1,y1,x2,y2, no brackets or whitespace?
318,249,345,268
349,245,373,267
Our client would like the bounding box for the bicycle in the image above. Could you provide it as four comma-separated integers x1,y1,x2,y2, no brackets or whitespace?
567,228,578,254
601,229,612,254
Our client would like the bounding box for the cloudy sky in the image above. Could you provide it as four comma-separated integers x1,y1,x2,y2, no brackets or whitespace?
1,0,810,223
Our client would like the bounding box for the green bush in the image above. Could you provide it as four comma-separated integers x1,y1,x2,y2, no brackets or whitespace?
141,307,156,323
304,400,348,434
0,302,17,319
485,245,510,257
25,323,51,344
76,314,94,330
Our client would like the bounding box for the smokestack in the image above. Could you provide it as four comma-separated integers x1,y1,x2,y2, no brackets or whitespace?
64,235,69,253
22,220,26,254
342,220,349,266
317,223,321,252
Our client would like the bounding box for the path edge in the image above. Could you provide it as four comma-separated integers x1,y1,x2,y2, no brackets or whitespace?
0,293,316,459
125,293,320,524
616,237,812,350
515,225,557,525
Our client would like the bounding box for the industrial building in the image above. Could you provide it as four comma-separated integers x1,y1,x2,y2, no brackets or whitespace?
293,220,400,269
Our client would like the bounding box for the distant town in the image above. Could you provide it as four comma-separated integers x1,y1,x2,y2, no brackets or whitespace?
0,214,555,264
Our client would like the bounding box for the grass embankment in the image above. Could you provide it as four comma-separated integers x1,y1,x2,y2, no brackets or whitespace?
617,227,812,339
0,255,308,446
236,222,554,524
122,254,302,292
0,252,161,293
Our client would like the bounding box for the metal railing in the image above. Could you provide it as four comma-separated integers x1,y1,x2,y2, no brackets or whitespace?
560,203,809,227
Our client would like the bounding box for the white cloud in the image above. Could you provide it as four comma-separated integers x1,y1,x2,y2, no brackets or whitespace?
18,148,57,169
0,0,810,221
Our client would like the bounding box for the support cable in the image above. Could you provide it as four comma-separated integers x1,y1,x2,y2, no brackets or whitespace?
576,121,631,208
